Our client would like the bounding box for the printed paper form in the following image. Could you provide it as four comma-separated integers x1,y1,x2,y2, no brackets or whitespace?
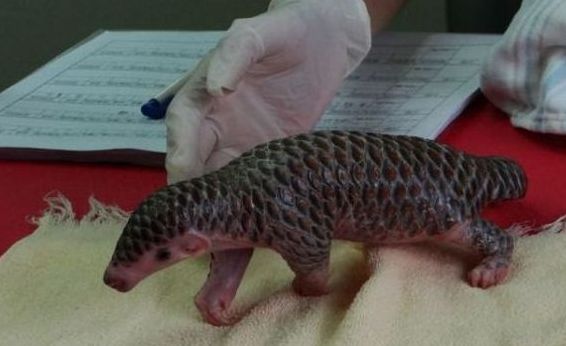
0,31,500,153
318,32,500,137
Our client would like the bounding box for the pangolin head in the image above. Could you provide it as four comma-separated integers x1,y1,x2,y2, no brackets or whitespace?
102,182,211,292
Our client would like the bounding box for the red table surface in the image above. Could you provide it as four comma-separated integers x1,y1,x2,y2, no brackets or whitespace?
1,96,566,255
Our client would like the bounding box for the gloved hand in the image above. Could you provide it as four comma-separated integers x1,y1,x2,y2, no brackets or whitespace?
481,0,566,134
165,0,371,183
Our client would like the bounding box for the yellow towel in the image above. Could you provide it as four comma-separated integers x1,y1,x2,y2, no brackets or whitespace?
1,196,565,346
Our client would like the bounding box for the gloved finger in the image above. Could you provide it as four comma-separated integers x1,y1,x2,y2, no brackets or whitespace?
199,119,223,175
206,8,305,96
203,148,240,175
165,53,216,184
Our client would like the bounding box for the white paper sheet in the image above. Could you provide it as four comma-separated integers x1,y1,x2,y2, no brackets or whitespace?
317,32,500,138
0,31,500,155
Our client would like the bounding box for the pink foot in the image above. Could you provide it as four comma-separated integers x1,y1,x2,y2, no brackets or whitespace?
194,295,243,326
193,249,253,326
467,257,510,288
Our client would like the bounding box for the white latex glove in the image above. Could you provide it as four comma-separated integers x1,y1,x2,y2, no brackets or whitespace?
481,0,566,134
165,0,371,183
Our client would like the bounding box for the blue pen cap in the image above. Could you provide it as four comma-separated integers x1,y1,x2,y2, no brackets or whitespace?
140,95,174,120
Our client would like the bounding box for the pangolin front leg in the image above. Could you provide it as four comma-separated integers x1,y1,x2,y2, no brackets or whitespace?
440,218,514,288
194,248,253,326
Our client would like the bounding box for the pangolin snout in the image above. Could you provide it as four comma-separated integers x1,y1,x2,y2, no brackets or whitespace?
103,269,134,292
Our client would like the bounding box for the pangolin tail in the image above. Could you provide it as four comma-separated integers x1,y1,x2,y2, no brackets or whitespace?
483,157,527,202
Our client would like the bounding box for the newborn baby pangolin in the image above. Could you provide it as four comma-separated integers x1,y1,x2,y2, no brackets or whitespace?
103,131,527,326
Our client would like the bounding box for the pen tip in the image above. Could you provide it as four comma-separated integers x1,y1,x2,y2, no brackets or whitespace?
141,99,166,119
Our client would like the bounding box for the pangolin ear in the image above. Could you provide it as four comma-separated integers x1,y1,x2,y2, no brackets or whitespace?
181,231,210,257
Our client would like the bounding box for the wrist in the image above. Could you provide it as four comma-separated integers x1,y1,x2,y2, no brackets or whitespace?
264,0,372,76
363,0,408,32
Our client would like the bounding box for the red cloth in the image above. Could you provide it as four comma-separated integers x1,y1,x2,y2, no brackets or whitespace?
438,97,566,227
1,96,565,255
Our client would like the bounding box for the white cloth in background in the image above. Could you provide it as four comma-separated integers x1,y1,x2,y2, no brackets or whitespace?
481,0,566,134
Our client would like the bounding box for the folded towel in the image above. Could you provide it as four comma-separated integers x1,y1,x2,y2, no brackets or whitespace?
481,0,566,134
1,196,565,346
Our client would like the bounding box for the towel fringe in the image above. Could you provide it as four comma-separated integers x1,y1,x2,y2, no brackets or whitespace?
28,192,76,226
82,196,130,226
538,215,566,234
29,192,129,228
508,214,566,237
506,223,535,237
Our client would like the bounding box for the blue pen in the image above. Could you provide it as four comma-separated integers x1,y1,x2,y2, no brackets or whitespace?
140,72,192,120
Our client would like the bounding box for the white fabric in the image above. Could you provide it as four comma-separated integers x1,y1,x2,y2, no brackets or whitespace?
481,0,566,134
165,0,371,183
1,198,566,345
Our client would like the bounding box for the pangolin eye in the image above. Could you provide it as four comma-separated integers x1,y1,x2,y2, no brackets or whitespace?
155,248,171,261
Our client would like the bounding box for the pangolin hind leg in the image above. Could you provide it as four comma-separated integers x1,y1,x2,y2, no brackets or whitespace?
291,263,330,297
439,218,514,288
194,248,254,326
282,247,331,297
